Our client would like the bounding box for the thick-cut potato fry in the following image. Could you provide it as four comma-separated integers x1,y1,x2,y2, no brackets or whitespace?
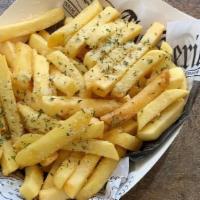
112,50,167,97
39,188,69,200
168,67,185,89
13,134,42,152
70,58,88,74
13,42,33,90
64,154,100,198
101,70,170,125
41,96,121,118
66,6,120,58
10,35,30,43
17,104,59,133
63,139,119,160
29,33,50,56
76,157,118,200
20,165,43,200
51,68,79,97
161,41,173,55
47,50,84,91
16,110,91,167
42,150,70,189
0,8,65,42
54,152,83,189
38,30,50,41
84,22,142,69
48,0,103,47
106,132,142,151
0,55,23,138
33,51,51,96
138,99,185,141
0,41,16,70
40,152,59,167
64,17,73,25
1,140,18,176
137,89,188,130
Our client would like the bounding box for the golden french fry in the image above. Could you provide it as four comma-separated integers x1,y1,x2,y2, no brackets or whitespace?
64,154,100,198
13,134,42,152
42,150,70,189
33,50,51,96
161,41,173,55
0,55,23,138
0,8,65,42
41,96,121,118
54,152,83,189
0,41,16,70
48,0,103,47
17,103,59,133
16,110,91,167
63,139,119,160
10,35,30,43
47,50,84,92
38,30,50,41
20,165,43,200
76,157,118,200
1,140,18,176
0,104,7,134
29,33,50,56
13,42,33,90
70,58,88,74
137,89,188,130
112,50,167,97
101,70,170,125
64,17,73,25
138,99,185,141
51,68,79,97
39,188,69,200
168,67,186,89
66,6,120,58
40,152,59,167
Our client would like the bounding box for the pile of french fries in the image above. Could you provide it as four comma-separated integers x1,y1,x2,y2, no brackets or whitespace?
0,0,188,199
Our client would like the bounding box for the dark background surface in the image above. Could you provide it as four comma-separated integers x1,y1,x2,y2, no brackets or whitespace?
124,2,200,200
0,1,200,200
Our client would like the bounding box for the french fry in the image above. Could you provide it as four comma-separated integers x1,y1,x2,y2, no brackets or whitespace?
91,23,165,97
138,99,185,141
70,58,88,74
51,68,79,97
13,42,33,90
101,70,170,126
42,150,70,189
29,33,50,56
54,152,83,189
47,50,84,92
13,134,42,152
0,41,16,70
17,103,59,133
20,165,43,200
66,6,120,58
16,110,91,167
0,147,3,160
48,0,103,47
161,41,173,55
1,140,18,176
41,96,121,117
63,139,119,160
137,89,188,130
64,154,100,198
38,30,50,41
84,22,142,69
106,132,142,151
64,17,73,25
40,152,59,167
168,67,186,89
0,104,7,134
39,188,69,200
33,50,51,96
0,55,23,138
10,35,30,43
0,8,65,42
111,50,167,97
76,157,119,200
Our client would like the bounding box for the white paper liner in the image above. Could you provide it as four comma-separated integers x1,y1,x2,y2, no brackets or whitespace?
0,0,199,199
